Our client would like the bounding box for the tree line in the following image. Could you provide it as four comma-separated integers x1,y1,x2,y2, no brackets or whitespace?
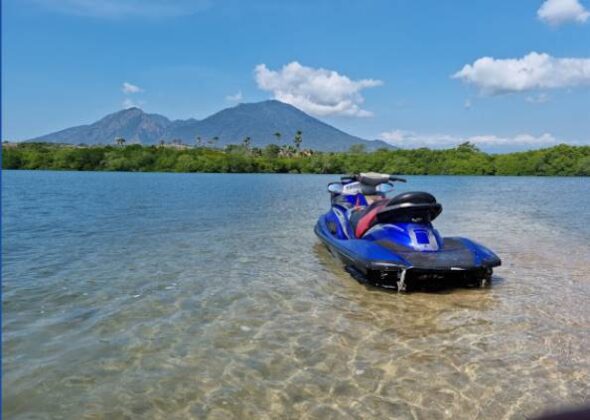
114,130,308,156
2,141,590,176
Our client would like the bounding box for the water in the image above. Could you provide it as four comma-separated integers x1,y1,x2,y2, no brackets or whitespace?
2,171,590,419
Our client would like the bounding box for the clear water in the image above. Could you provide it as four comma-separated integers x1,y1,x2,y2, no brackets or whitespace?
2,171,590,419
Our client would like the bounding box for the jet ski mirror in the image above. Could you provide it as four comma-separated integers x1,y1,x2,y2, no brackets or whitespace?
327,182,343,194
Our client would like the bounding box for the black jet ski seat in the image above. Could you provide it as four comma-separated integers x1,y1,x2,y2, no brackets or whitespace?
354,192,442,237
376,191,442,224
387,191,437,206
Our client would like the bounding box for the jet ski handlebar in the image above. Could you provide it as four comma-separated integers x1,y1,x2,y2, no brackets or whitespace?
341,173,406,185
389,176,407,183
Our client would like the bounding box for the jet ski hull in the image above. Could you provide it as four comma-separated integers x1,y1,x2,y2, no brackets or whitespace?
315,213,501,290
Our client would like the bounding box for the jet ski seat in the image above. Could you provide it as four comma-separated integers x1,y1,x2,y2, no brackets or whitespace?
352,199,389,238
354,192,442,238
387,191,437,206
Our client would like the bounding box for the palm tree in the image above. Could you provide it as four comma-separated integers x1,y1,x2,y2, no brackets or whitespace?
195,136,202,147
274,132,281,144
211,136,219,148
243,136,252,150
115,137,126,146
293,130,303,152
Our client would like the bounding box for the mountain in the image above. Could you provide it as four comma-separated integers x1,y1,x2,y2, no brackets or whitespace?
165,101,391,151
30,100,392,151
33,107,171,145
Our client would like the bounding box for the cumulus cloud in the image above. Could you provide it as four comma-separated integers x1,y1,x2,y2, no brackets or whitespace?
537,0,590,26
225,91,243,102
31,0,210,18
453,52,590,94
254,61,382,117
122,82,143,94
379,129,559,148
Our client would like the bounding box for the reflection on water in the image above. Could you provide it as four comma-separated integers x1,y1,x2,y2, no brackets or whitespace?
2,172,590,419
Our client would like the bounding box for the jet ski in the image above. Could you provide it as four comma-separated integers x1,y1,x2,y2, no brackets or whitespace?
314,173,501,291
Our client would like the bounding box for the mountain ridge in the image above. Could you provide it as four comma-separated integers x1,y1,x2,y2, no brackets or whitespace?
30,100,393,152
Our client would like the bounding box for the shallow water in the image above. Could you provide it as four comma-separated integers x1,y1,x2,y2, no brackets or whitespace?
2,171,590,419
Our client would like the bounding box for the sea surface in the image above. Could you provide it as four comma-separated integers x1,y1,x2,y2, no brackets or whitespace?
2,171,590,419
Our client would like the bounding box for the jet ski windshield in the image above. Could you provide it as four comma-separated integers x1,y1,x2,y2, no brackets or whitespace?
341,181,392,196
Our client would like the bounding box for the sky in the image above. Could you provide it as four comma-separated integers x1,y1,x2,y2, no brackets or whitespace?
2,0,590,151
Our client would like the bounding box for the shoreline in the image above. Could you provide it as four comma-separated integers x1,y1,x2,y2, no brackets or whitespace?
3,169,590,178
3,142,589,176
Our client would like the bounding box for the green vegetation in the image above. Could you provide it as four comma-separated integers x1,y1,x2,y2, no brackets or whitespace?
3,142,590,176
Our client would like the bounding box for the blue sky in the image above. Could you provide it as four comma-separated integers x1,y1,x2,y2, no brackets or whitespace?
2,0,589,151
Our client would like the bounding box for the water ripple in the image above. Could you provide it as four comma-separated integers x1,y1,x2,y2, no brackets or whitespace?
2,172,590,419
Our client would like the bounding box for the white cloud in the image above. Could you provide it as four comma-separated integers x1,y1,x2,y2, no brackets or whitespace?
225,91,243,102
31,0,210,18
122,98,144,109
453,52,590,94
379,129,559,148
122,82,143,94
538,0,590,26
464,99,472,109
254,61,382,117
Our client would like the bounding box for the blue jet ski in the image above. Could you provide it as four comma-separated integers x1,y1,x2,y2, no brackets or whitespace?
315,173,501,291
